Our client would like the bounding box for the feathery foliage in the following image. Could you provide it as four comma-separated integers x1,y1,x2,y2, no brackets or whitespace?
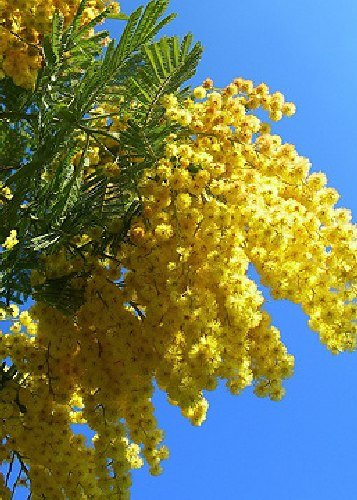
0,0,202,310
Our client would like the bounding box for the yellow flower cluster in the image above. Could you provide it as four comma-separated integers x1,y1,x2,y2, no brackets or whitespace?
0,259,169,497
0,0,119,88
0,181,13,203
0,78,355,497
156,79,356,355
2,229,19,250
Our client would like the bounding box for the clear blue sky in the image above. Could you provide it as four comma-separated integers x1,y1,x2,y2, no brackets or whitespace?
4,1,357,499
113,1,357,499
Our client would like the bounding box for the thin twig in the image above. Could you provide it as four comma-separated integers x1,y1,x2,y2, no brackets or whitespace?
5,452,14,487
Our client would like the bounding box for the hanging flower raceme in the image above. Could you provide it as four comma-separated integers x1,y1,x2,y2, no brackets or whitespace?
0,78,355,498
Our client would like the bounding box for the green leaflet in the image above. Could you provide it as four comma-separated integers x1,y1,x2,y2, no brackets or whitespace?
51,10,64,63
108,12,130,21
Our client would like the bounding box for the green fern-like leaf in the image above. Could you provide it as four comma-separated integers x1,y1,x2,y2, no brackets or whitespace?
128,34,202,119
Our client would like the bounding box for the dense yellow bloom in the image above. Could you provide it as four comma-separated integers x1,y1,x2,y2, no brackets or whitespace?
0,78,356,497
2,229,19,249
0,0,119,88
0,182,13,202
